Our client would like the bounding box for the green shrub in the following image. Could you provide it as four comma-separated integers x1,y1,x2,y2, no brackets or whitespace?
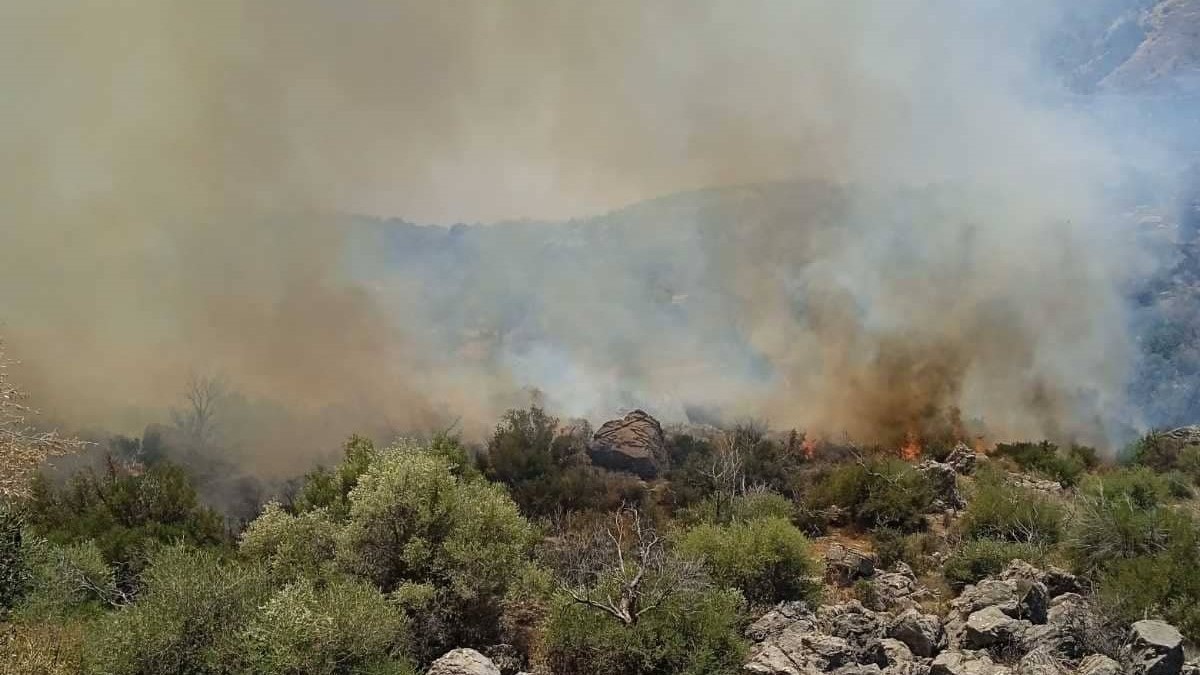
992,441,1088,486
17,538,116,619
83,544,271,675
540,587,746,675
1069,473,1194,574
239,502,339,582
811,458,934,531
24,462,226,579
960,471,1064,545
0,504,26,617
678,490,796,527
677,516,820,605
337,441,536,658
943,539,1044,590
871,528,939,574
295,434,379,521
239,577,413,675
1093,516,1200,643
1179,445,1200,483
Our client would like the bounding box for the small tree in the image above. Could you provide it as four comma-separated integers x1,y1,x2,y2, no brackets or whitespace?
171,374,226,452
557,507,704,626
0,338,86,499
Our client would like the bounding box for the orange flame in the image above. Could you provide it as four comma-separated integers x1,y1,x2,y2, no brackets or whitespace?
899,431,922,461
801,436,818,460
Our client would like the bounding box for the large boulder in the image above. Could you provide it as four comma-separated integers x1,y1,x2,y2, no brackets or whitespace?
888,609,945,658
1128,620,1184,675
587,409,666,478
427,648,502,675
963,606,1028,650
825,544,876,585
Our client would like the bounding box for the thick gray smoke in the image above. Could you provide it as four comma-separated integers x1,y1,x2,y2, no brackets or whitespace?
0,1,1171,464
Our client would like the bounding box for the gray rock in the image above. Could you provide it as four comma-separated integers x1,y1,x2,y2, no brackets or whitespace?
889,609,945,658
963,606,1027,650
919,460,964,509
825,544,876,585
587,409,666,478
1040,568,1082,598
944,443,978,475
952,580,1019,618
820,600,885,648
930,650,1011,675
427,648,502,675
1013,646,1065,674
748,601,815,642
743,644,807,675
1128,620,1184,675
1077,654,1122,675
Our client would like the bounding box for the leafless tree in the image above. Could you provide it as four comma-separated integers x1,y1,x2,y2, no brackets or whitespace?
0,338,87,499
706,431,747,523
171,373,225,451
557,506,704,626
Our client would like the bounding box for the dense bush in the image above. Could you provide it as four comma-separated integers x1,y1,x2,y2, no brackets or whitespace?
0,505,25,617
293,434,378,521
677,516,820,605
24,461,226,579
960,470,1064,545
943,539,1045,590
239,577,413,675
1068,467,1186,573
871,528,940,574
483,407,645,517
677,490,796,527
540,588,747,675
239,503,339,583
992,441,1093,486
811,458,934,531
1094,526,1200,645
84,544,271,675
17,538,116,619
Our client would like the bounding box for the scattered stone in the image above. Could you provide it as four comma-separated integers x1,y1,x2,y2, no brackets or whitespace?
952,580,1019,618
930,650,1011,675
427,648,502,675
1128,620,1184,675
587,409,666,478
1013,646,1066,674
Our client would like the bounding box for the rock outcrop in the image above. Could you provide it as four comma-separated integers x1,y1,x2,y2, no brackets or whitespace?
743,558,1185,675
587,409,667,478
427,648,502,675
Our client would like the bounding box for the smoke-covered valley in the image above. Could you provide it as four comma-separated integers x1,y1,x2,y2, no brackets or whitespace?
2,0,1200,481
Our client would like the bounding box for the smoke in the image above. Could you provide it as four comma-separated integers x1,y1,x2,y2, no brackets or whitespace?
0,1,1164,464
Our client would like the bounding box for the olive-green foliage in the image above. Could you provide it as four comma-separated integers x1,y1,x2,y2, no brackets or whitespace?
871,528,940,575
678,490,796,527
18,538,116,619
1127,430,1178,472
960,469,1064,545
1094,523,1200,644
943,539,1045,590
1178,445,1200,483
811,458,934,531
1068,467,1186,573
337,440,536,658
338,441,535,597
24,462,226,578
483,407,645,517
239,503,339,583
992,441,1093,486
239,577,414,675
295,434,379,521
0,504,25,617
84,544,272,675
540,587,747,675
677,517,820,605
